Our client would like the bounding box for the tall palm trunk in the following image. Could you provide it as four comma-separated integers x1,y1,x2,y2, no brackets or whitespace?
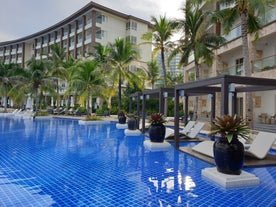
118,73,122,110
34,88,39,112
193,61,200,121
3,84,7,112
87,90,92,117
161,46,168,116
56,79,60,108
241,12,253,129
161,46,167,87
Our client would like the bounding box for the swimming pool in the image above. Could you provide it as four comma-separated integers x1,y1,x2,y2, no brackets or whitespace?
0,117,275,207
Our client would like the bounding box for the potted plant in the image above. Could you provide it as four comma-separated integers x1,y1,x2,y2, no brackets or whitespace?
211,114,250,175
148,113,167,142
127,113,140,130
117,110,126,124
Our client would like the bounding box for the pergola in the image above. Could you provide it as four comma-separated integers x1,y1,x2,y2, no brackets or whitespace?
129,92,142,115
174,75,276,149
140,88,174,132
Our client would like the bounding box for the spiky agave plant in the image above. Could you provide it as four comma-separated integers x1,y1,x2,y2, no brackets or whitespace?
149,113,167,125
211,114,250,143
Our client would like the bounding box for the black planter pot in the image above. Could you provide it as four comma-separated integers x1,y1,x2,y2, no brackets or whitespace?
118,116,126,124
128,117,139,130
149,123,166,142
213,137,244,175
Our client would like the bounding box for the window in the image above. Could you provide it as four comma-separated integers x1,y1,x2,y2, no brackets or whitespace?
96,30,106,39
235,58,243,75
126,21,137,30
126,36,137,44
96,15,107,24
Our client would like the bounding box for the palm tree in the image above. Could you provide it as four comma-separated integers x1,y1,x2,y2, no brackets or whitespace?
109,38,139,110
91,43,116,110
69,60,104,116
146,60,161,89
62,55,78,114
92,43,111,72
167,72,184,87
14,57,53,112
142,15,175,87
0,62,19,112
48,44,67,108
171,0,226,120
213,0,275,127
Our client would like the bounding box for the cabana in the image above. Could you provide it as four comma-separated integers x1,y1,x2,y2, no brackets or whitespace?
139,88,174,132
174,75,276,149
129,92,142,115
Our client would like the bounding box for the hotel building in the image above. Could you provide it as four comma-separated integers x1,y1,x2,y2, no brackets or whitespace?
183,2,276,128
0,1,152,67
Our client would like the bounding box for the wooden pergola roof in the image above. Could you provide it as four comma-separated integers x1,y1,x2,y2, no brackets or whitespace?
173,75,276,149
129,92,142,115
140,88,174,132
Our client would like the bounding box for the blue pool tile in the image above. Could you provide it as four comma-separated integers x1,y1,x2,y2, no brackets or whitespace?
0,117,276,206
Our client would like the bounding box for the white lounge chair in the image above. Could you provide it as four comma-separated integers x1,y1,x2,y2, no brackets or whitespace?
165,121,205,139
192,131,276,159
165,121,196,138
192,140,214,157
185,122,205,139
244,131,276,159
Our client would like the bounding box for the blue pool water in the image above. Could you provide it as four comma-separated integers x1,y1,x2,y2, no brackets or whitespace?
0,117,276,207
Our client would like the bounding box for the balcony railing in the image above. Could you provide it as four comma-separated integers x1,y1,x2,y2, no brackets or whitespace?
253,55,276,73
85,20,92,29
261,7,276,25
223,25,241,41
218,65,243,76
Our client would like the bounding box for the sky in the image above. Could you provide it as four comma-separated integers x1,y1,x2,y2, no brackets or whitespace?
0,0,185,42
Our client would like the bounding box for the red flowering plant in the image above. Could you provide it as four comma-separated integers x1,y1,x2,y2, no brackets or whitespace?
149,113,167,125
210,114,250,143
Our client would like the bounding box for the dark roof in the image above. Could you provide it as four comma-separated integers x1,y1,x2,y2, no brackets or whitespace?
175,75,276,93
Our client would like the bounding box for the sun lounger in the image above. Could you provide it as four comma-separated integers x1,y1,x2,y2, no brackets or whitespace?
185,122,205,139
192,131,276,160
165,121,205,140
192,140,214,157
244,131,276,159
11,109,19,114
165,121,196,138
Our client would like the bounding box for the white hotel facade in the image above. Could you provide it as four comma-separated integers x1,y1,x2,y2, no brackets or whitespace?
0,2,153,109
0,2,152,67
183,2,276,127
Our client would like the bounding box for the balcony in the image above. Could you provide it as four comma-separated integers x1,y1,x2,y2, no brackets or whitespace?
223,25,241,42
85,20,92,29
218,65,243,76
261,7,276,25
77,27,83,34
56,37,61,43
84,36,92,44
69,32,75,37
253,55,276,73
69,45,75,50
77,42,83,48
